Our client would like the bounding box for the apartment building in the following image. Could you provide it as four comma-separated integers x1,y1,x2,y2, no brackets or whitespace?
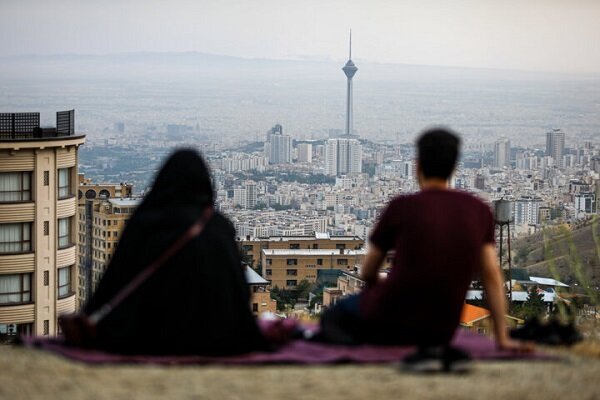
77,197,139,307
0,111,84,337
261,247,366,289
239,233,364,271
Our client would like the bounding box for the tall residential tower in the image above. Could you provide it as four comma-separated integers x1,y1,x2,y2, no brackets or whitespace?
0,111,84,337
494,137,511,169
546,129,565,168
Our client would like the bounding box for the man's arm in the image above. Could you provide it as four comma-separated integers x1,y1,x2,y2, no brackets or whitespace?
360,245,386,286
480,243,533,352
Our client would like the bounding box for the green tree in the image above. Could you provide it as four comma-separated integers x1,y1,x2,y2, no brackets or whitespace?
294,279,313,301
512,286,546,319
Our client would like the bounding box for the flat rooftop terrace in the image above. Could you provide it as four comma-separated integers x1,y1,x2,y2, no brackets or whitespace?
0,111,80,141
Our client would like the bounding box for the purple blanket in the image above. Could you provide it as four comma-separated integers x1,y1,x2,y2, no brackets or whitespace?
20,329,551,365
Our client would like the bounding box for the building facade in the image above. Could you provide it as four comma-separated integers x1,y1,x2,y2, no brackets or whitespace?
245,267,277,316
265,124,291,164
261,248,366,290
514,196,544,225
296,143,313,163
546,129,565,168
325,138,362,176
77,197,139,307
494,137,511,169
239,233,365,271
0,111,84,337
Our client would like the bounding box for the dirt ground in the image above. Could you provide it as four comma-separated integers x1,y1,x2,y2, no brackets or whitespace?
1,343,599,400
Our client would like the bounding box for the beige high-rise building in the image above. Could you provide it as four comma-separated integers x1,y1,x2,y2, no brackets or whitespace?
77,195,138,308
0,111,84,337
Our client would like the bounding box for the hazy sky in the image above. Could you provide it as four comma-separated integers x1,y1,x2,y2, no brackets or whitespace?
1,0,599,74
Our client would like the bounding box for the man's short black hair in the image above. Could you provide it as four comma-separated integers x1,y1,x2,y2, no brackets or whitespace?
417,128,460,180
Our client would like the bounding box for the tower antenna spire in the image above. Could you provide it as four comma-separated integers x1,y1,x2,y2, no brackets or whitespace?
349,29,352,60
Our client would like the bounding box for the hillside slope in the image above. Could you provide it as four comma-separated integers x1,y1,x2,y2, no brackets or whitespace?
511,218,600,289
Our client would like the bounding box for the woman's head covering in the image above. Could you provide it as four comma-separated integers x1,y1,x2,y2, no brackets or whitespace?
139,148,213,212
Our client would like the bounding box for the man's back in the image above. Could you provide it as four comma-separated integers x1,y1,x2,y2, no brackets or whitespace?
360,189,495,345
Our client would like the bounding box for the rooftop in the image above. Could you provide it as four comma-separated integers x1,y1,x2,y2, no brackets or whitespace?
108,198,140,207
245,266,269,284
460,304,491,325
262,248,366,256
247,233,363,242
0,111,82,141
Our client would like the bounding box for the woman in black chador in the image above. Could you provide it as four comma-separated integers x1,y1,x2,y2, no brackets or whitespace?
84,149,267,355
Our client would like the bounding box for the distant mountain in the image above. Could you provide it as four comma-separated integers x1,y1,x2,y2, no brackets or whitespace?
511,219,600,288
1,51,591,83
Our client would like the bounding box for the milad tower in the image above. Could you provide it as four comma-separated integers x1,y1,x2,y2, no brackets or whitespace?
325,31,362,176
342,31,358,136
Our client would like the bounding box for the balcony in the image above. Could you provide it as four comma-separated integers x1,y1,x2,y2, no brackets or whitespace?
0,302,34,324
57,245,76,268
0,201,35,223
57,196,77,219
0,252,34,274
56,293,76,316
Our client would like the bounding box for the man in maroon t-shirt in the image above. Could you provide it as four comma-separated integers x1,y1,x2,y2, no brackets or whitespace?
319,128,529,355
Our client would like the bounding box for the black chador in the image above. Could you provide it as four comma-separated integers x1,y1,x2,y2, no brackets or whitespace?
84,149,266,355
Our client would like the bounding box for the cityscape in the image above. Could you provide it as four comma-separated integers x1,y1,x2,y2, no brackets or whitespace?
1,38,599,337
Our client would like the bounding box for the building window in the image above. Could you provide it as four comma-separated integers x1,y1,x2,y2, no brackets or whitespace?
43,171,49,186
43,221,49,235
336,244,346,250
265,269,272,276
312,244,318,249
286,259,298,266
252,303,259,312
0,323,32,336
0,223,32,253
58,217,72,248
337,259,348,266
43,320,49,336
0,273,32,305
316,258,323,266
57,168,72,198
57,266,72,298
85,189,97,200
265,258,272,265
286,280,298,287
289,243,300,249
286,269,298,276
0,172,31,202
43,271,49,286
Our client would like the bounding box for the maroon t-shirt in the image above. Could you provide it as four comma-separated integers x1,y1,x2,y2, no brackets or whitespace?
361,189,495,345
